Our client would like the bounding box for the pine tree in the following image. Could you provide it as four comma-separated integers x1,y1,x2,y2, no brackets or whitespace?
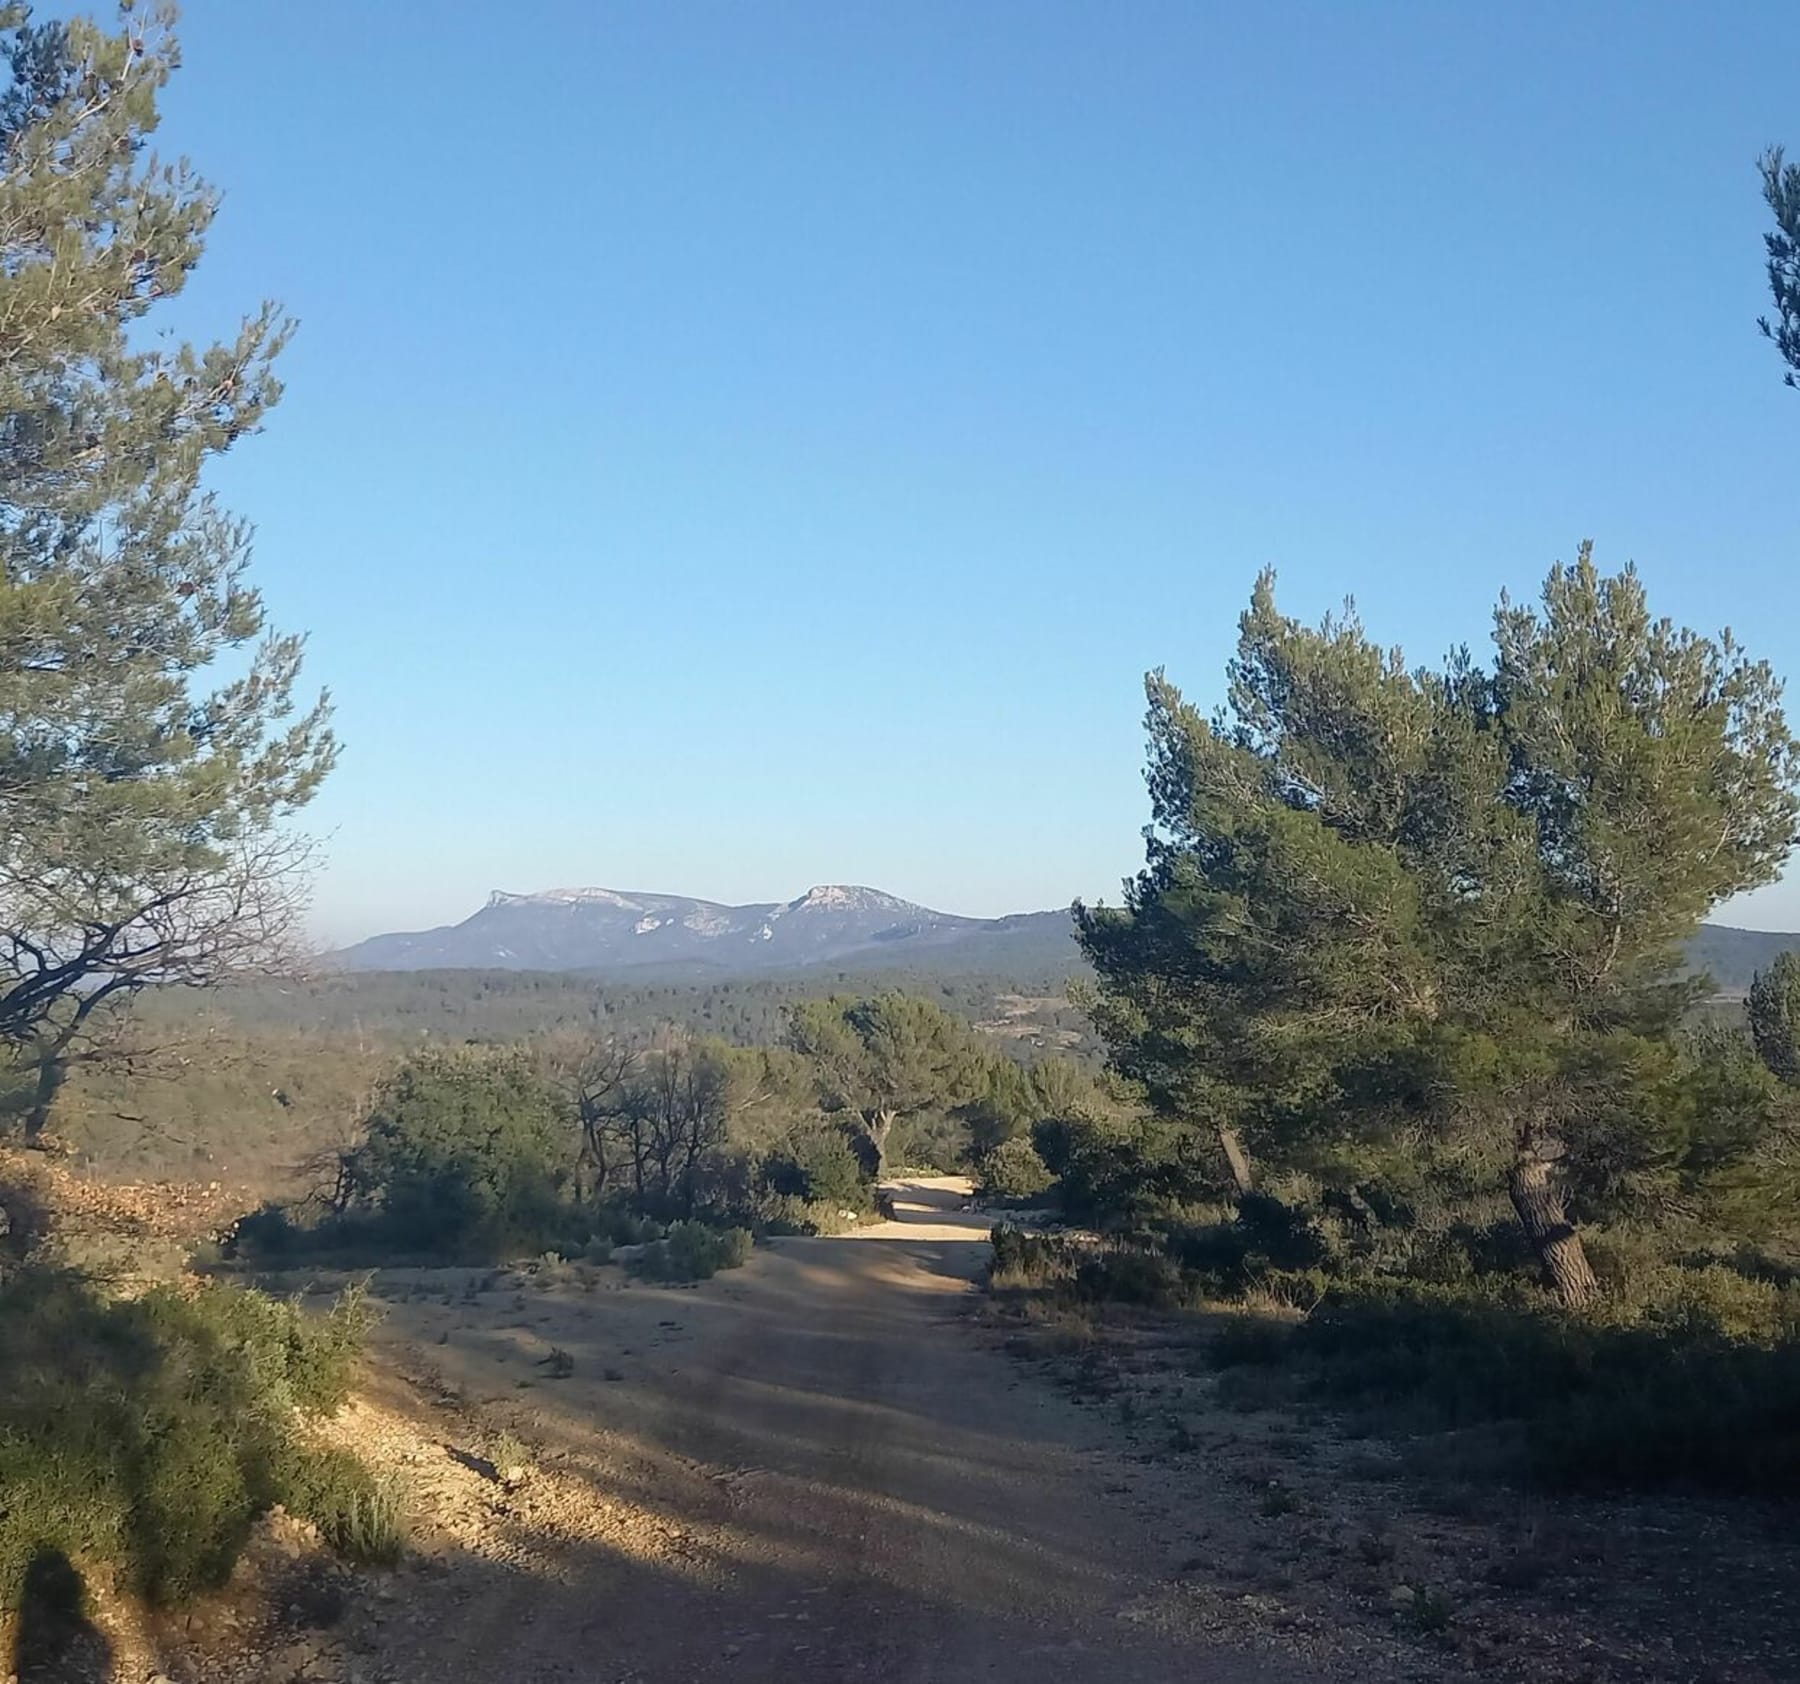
787,995,983,1178
1759,146,1800,389
0,5,335,1138
1748,952,1800,1087
1079,548,1799,1306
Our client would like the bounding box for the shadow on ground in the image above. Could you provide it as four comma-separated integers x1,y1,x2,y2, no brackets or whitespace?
10,1550,114,1684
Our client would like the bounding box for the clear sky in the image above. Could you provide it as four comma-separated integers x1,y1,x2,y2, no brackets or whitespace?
144,0,1800,943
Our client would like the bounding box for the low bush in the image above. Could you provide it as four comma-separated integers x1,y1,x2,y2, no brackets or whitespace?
753,1194,865,1236
275,1443,407,1565
994,1160,1800,1494
593,1203,667,1248
631,1222,754,1283
989,1226,1080,1291
1294,1280,1800,1492
888,1108,969,1175
988,1227,1193,1308
1147,1193,1338,1302
350,1051,572,1253
977,1136,1054,1201
0,1160,54,1262
0,1268,384,1610
1075,1246,1191,1309
1034,1114,1219,1229
227,1050,581,1266
224,1199,306,1259
755,1120,869,1213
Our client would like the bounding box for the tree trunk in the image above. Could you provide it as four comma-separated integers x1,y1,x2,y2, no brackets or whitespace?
629,1120,646,1201
1218,1126,1255,1197
1508,1148,1599,1308
0,1164,50,1260
864,1110,895,1180
325,1150,358,1216
21,1052,63,1148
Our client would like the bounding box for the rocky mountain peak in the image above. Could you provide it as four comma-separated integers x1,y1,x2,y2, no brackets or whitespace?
334,882,1073,977
786,884,915,914
488,887,647,911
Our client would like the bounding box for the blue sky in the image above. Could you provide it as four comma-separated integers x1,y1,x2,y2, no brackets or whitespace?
148,1,1800,942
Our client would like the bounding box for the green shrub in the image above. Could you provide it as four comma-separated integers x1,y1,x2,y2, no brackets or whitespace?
753,1194,866,1236
757,1120,869,1212
988,1227,1198,1308
977,1137,1054,1201
349,1049,572,1255
750,1191,813,1235
0,1162,54,1263
224,1200,302,1259
274,1443,407,1566
631,1222,753,1283
141,1275,373,1415
714,1225,754,1269
596,1203,666,1247
989,1226,1080,1290
0,1268,385,1611
1163,1192,1332,1292
632,1239,674,1280
226,1051,585,1266
888,1107,968,1174
1076,1246,1190,1308
1036,1114,1220,1229
1294,1281,1800,1491
488,1430,529,1476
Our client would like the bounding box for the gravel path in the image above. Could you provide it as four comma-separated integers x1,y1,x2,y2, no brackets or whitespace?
347,1177,1322,1683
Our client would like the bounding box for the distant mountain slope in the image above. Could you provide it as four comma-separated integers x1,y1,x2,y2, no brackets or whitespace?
331,885,1079,979
1686,924,1800,997
331,886,1796,995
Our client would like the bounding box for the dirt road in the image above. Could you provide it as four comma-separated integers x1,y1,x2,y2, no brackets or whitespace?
347,1179,1318,1683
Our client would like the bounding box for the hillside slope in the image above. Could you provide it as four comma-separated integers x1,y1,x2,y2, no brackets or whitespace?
332,882,1796,996
1686,923,1800,996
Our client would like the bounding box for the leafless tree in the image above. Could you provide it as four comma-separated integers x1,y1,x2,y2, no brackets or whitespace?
0,833,318,1143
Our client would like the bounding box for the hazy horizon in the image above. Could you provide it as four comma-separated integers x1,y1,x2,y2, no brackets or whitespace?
319,874,1800,950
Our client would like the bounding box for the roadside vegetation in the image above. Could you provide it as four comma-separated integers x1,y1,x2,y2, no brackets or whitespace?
0,1268,395,1614
221,993,1115,1273
34,968,1096,1188
0,6,377,1628
990,555,1800,1495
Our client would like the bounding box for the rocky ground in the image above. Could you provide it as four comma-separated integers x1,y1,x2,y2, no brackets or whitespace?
984,1295,1800,1683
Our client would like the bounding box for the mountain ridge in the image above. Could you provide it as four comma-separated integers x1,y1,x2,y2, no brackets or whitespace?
329,884,1800,992
330,883,1071,977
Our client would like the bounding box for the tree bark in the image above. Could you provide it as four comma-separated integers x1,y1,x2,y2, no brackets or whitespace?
1218,1126,1256,1197
864,1110,896,1180
1508,1148,1599,1308
20,1051,64,1148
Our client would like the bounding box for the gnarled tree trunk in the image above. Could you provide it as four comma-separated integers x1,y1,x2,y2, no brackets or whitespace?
1508,1145,1599,1308
862,1108,896,1180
